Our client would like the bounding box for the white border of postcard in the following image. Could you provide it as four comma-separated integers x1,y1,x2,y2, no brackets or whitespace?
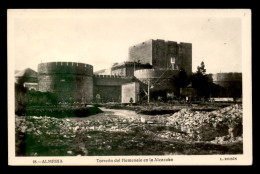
8,9,252,166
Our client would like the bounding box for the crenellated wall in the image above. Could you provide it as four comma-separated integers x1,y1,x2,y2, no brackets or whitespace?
38,62,93,76
34,39,192,104
38,62,94,103
93,75,133,102
93,75,133,86
37,62,135,103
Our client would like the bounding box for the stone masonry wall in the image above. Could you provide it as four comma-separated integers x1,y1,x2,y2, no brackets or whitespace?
128,39,192,76
38,62,94,103
177,42,192,76
93,75,133,103
128,39,153,65
93,85,121,103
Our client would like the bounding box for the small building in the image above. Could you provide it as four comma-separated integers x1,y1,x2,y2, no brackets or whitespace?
121,82,140,104
15,68,38,87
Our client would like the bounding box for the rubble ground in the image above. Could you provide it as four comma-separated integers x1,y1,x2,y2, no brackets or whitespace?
15,104,243,156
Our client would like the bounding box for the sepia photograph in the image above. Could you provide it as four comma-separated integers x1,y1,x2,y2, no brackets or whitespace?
8,9,252,165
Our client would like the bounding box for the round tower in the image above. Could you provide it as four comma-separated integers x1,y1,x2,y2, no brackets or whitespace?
134,69,179,92
38,62,93,103
212,73,242,88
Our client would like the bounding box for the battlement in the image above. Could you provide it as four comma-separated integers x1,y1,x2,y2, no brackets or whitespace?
94,74,133,86
111,61,152,70
93,75,123,79
38,62,93,76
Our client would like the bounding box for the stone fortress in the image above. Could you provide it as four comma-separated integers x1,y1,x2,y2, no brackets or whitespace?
15,39,242,104
93,39,192,103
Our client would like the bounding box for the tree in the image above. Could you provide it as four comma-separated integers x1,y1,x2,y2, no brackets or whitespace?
197,61,206,75
191,61,211,98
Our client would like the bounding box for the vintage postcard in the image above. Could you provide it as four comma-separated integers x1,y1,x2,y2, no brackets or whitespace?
8,9,252,166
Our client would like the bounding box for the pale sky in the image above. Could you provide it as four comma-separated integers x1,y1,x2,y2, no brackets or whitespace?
10,9,242,74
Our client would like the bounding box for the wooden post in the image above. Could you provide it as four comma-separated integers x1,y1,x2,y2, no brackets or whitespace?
148,80,150,103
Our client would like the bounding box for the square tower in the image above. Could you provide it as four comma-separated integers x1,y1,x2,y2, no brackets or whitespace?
128,39,192,76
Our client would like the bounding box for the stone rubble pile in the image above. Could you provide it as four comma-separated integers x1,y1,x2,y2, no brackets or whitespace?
15,115,141,138
166,104,243,143
15,104,243,156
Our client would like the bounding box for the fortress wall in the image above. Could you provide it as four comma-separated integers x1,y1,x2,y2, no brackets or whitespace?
93,75,132,86
165,41,179,68
178,42,192,76
93,85,121,103
128,40,192,76
152,39,167,69
38,62,93,103
128,39,153,65
93,75,133,103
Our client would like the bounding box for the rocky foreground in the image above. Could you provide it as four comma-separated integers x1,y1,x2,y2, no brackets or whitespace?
165,104,242,143
15,104,243,156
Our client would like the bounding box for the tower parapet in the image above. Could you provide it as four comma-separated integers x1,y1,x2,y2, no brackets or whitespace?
93,75,122,78
38,62,93,76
